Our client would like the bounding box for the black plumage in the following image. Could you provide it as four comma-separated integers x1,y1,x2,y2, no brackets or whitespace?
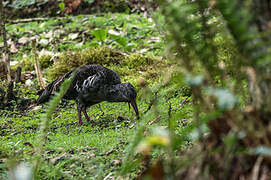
37,64,139,125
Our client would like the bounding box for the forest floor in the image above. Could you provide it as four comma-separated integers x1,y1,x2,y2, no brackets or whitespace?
0,13,192,179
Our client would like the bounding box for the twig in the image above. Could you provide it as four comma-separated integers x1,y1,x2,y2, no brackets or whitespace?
6,15,92,24
32,39,45,89
7,17,50,24
148,115,161,125
252,156,263,180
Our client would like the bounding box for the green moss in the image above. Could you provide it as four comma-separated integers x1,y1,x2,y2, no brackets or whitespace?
47,47,163,82
122,54,153,68
22,55,53,71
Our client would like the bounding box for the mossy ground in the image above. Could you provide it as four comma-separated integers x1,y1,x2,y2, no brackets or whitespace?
0,88,192,179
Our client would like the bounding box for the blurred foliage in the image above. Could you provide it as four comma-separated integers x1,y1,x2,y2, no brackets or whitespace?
119,0,271,179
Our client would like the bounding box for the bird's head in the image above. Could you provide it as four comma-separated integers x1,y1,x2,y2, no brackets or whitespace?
106,83,139,118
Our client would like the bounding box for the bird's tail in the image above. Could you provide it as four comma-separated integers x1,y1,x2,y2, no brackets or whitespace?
37,71,73,104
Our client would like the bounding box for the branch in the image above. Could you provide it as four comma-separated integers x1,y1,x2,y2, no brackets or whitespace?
7,17,50,24
6,15,92,24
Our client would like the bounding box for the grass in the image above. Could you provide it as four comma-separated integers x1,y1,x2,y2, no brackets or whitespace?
0,91,192,179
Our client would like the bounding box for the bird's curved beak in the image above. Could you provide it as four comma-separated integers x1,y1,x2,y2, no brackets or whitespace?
130,99,139,119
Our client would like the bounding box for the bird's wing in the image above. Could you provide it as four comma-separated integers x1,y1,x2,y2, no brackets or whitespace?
76,71,105,93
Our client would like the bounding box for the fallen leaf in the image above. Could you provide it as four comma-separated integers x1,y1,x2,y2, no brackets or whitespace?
39,49,53,57
108,29,121,36
32,105,42,111
30,36,38,41
75,42,83,47
18,37,29,44
50,152,66,164
10,42,18,53
64,171,72,174
7,39,13,45
69,33,79,40
54,29,65,35
39,23,45,28
10,61,19,66
139,48,148,54
44,30,54,38
39,39,49,46
70,164,76,168
148,37,161,43
88,152,96,158
112,159,121,166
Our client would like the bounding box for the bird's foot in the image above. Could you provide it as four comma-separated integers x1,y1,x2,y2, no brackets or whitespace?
78,121,83,126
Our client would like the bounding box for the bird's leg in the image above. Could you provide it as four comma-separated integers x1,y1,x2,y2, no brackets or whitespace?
77,107,83,126
82,107,96,124
130,99,139,119
82,107,90,122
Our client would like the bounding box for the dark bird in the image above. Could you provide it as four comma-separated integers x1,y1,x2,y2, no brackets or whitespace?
37,64,139,125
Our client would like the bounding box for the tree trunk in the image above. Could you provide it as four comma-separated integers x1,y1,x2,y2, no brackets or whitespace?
0,1,11,82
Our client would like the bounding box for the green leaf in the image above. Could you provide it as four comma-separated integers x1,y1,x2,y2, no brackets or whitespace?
92,29,108,42
85,0,95,4
124,43,136,52
115,37,127,47
58,2,65,12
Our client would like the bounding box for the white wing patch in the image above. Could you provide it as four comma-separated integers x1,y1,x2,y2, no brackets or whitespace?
75,83,81,92
83,75,96,88
76,72,105,92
